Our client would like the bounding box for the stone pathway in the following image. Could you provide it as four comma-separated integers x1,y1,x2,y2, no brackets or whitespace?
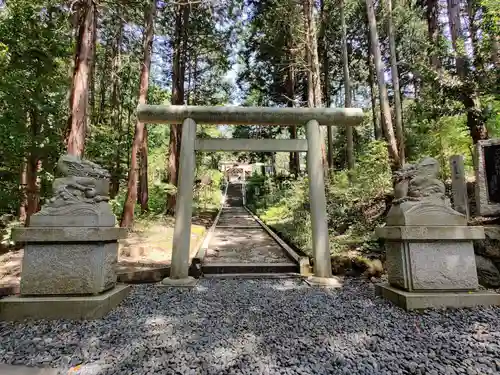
205,228,292,263
1,279,499,375
203,184,295,266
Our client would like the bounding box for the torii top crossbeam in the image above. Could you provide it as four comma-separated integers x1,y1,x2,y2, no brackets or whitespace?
137,104,364,126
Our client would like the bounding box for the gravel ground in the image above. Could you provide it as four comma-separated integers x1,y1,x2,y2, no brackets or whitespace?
1,278,500,375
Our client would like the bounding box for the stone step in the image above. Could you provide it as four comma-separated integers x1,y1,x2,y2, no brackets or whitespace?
202,262,298,275
203,273,301,279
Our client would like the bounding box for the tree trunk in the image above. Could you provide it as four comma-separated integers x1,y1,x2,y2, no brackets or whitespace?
110,16,124,198
96,46,111,125
286,52,300,176
340,0,354,170
466,0,481,71
19,159,27,223
25,108,41,226
365,0,400,168
447,0,466,79
66,0,96,157
387,0,404,166
367,51,381,139
463,93,488,142
492,36,500,68
89,4,97,123
426,0,440,68
120,0,156,227
126,104,132,171
25,157,40,227
366,29,381,140
302,0,328,171
166,0,190,214
320,0,334,169
139,126,149,212
446,0,487,143
286,15,300,177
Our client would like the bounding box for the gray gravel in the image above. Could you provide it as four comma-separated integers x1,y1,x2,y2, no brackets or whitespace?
1,279,500,375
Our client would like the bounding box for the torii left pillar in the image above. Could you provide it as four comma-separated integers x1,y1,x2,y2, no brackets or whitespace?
162,118,198,287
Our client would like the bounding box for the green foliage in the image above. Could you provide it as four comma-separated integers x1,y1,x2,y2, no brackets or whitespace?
0,0,70,215
248,140,391,256
1,219,20,248
404,99,474,177
484,96,500,137
194,167,224,210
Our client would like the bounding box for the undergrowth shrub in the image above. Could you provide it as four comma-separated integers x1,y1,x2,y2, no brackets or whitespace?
247,140,392,257
193,167,223,210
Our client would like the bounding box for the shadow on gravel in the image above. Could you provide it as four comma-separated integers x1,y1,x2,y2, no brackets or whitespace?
0,279,499,375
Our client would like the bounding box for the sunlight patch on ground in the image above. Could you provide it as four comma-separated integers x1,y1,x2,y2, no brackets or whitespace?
144,315,175,327
270,278,306,291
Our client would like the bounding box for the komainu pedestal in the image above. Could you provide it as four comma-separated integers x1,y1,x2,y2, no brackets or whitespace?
0,155,130,320
376,157,500,310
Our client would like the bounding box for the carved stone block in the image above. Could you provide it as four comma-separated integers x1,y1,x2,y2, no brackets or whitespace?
385,238,478,291
20,242,118,295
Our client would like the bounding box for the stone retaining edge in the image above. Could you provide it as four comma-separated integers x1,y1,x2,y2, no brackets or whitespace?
243,205,311,275
192,183,228,264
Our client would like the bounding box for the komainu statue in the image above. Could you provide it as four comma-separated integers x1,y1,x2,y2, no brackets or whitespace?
393,157,447,204
387,157,465,226
30,154,116,227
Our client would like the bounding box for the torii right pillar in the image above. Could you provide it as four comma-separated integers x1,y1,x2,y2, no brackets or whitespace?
305,119,341,287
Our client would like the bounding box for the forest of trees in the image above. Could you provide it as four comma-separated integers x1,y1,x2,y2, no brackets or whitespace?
0,0,499,231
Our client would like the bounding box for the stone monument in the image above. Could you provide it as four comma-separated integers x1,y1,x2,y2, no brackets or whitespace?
449,154,469,219
474,139,500,216
376,157,500,310
0,154,130,320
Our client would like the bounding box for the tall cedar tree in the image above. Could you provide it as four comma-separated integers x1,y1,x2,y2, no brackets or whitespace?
66,0,97,156
365,0,400,168
166,0,190,214
340,0,354,170
286,32,300,176
447,0,488,143
109,14,124,197
302,0,328,170
320,0,334,169
387,0,405,165
426,0,440,68
25,110,41,225
121,0,156,227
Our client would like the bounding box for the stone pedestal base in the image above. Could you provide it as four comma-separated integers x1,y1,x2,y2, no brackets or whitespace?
0,284,130,321
21,242,118,295
304,276,343,288
12,227,127,295
376,283,500,310
160,276,197,288
377,226,484,291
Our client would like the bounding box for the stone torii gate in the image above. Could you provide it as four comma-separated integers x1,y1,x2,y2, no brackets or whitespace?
137,105,363,286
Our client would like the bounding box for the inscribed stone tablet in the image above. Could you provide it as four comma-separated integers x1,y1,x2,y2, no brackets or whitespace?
483,144,500,204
